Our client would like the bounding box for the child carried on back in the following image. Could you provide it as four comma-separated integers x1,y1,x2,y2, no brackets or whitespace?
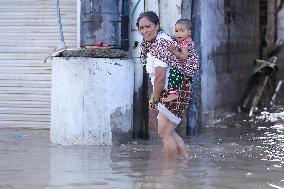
164,19,196,102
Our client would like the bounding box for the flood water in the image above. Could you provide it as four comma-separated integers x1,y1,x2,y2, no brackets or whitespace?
0,108,284,189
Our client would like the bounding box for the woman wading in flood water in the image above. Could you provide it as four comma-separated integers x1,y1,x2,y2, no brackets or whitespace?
136,11,199,158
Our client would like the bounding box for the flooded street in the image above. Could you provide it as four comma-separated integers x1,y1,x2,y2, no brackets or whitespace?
0,107,284,189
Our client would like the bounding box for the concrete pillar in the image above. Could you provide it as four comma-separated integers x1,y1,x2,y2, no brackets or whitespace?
130,0,146,138
50,54,134,145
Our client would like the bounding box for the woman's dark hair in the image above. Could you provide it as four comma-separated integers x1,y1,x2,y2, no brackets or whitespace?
136,11,160,28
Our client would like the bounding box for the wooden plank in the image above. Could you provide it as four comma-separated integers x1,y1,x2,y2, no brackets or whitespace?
0,70,51,74
0,84,51,88
0,121,49,128
0,65,51,69
0,75,51,81
0,44,76,51
0,88,51,95
0,14,76,19
0,36,76,42
0,80,51,85
0,59,49,64
0,63,51,67
0,100,50,105
0,53,51,60
0,95,50,102
0,115,50,121
0,107,50,114
0,91,51,95
0,26,76,32
0,104,50,108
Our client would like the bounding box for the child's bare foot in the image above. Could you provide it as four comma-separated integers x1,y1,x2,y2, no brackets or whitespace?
163,94,178,102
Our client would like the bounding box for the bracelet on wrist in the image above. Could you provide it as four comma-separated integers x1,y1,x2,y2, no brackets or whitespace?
153,98,160,104
149,98,160,106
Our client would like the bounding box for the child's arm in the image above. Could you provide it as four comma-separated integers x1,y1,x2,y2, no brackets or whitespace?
168,44,189,60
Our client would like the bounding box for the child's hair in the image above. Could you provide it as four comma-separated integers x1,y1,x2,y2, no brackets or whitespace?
176,19,192,30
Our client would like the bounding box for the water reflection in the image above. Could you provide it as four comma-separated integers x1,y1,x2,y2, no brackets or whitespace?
47,145,134,189
255,123,284,167
0,128,50,189
1,111,284,189
46,142,194,189
114,143,192,189
47,123,283,189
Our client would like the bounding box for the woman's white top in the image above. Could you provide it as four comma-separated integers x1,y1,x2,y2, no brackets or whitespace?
145,32,172,90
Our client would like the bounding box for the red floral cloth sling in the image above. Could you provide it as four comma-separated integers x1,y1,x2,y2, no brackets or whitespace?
140,33,199,77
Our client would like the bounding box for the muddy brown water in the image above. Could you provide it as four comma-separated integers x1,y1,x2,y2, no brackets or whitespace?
0,109,283,189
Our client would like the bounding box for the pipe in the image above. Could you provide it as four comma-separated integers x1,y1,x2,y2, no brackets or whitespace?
131,0,142,18
56,0,66,49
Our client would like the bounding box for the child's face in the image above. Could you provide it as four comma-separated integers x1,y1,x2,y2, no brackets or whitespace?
174,23,191,42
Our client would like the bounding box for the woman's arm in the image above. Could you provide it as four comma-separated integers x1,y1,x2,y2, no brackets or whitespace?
153,66,167,100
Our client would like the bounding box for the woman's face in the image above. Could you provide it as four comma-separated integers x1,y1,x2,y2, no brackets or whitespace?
138,17,159,42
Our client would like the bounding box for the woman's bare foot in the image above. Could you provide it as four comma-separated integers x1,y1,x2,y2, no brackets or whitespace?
163,94,178,102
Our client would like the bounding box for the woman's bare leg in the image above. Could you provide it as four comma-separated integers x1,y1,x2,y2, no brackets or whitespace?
173,132,188,157
163,134,178,157
157,113,178,157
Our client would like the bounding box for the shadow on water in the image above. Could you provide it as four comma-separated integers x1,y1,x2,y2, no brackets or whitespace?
0,106,284,189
